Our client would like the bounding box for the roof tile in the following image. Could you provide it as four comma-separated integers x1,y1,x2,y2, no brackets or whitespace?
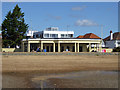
77,33,101,39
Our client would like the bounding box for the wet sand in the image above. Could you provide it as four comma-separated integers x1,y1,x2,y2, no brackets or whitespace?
41,71,118,88
2,54,118,88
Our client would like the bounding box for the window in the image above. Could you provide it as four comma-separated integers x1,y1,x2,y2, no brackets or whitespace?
118,42,120,44
50,34,58,38
68,34,73,38
36,34,39,38
33,35,35,38
44,34,49,38
53,34,58,38
61,34,64,38
61,34,73,38
52,28,57,31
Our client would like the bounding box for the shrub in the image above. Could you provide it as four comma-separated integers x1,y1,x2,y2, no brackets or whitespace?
113,47,120,52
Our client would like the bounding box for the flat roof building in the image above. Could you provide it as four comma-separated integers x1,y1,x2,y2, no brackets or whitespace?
22,27,102,52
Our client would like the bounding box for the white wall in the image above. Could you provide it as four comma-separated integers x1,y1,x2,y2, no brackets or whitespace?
116,40,120,47
25,30,38,37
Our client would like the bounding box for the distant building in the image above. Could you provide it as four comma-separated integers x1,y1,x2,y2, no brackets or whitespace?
103,31,120,49
22,27,102,52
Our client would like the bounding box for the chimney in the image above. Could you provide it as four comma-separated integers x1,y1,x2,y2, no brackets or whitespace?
110,30,113,40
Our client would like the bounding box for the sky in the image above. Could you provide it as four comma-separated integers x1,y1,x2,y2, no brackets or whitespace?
2,2,118,38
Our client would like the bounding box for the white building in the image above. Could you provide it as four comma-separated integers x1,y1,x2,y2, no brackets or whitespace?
103,31,120,49
33,27,74,38
22,27,102,52
25,30,38,38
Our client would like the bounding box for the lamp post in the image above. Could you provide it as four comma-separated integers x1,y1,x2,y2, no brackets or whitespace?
100,25,104,52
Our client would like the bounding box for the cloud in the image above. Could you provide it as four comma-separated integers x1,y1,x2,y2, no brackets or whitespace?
47,14,61,20
75,19,98,26
71,6,86,11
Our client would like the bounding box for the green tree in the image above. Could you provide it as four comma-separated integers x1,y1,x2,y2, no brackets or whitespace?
2,4,28,48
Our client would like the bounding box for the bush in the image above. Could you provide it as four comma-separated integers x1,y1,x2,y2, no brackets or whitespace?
113,47,120,52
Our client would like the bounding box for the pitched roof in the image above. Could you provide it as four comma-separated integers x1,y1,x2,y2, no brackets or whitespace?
77,33,101,39
76,35,84,38
104,32,120,41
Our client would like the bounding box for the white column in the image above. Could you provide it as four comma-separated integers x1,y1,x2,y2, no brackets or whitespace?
99,41,102,52
58,43,60,52
28,42,30,52
77,43,79,52
41,41,43,51
97,44,99,52
75,43,76,52
53,43,55,52
89,43,91,52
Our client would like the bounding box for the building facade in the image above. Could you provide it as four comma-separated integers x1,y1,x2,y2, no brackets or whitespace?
25,30,38,38
33,27,74,38
22,27,102,52
104,31,120,49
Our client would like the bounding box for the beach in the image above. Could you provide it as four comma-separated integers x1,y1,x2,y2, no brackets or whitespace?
2,53,118,88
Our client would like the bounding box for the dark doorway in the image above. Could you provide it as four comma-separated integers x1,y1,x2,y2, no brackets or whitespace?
46,46,49,52
79,46,83,52
72,46,75,52
55,46,58,52
43,46,45,49
51,46,53,52
61,46,64,52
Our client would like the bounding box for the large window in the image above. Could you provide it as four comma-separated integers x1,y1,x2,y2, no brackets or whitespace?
61,34,64,38
36,34,39,38
61,34,73,38
50,34,58,38
118,42,120,44
118,42,120,47
44,34,49,38
68,34,73,38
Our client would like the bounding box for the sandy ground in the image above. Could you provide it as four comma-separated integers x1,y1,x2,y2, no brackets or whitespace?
2,54,118,88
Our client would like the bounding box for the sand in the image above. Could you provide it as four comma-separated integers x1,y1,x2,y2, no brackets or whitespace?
2,54,118,88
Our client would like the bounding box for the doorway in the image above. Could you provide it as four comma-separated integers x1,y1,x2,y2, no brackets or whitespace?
46,46,49,52
79,46,83,52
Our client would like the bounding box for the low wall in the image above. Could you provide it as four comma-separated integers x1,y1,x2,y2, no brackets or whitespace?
2,48,22,52
91,48,113,52
2,48,15,52
103,48,113,52
2,52,119,56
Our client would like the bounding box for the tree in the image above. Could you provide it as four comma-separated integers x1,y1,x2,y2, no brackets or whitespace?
2,4,28,48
